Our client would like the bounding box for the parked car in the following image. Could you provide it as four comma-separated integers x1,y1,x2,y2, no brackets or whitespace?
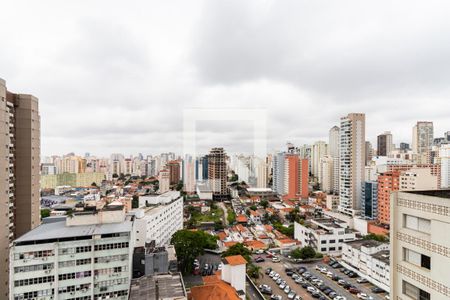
266,268,273,275
269,271,275,278
357,293,374,300
331,262,341,268
333,296,347,300
258,284,273,295
301,282,309,288
329,292,338,298
311,291,321,298
357,277,368,283
295,277,303,284
297,267,307,274
326,271,334,278
349,287,360,294
294,296,303,300
372,287,385,293
292,273,300,280
270,295,282,300
338,279,347,286
272,257,281,263
332,275,341,281
276,278,283,285
307,286,316,293
279,282,287,289
255,256,265,263
288,292,297,299
302,272,312,279
256,249,264,254
284,286,291,294
348,272,358,278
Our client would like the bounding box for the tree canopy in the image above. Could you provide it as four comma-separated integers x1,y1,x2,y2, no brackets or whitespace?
171,230,217,274
222,243,252,263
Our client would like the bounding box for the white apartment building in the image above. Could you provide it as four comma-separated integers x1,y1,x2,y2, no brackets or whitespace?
158,169,170,194
319,156,334,193
440,144,450,188
133,191,183,247
391,190,450,300
339,113,366,216
399,167,438,191
341,240,390,292
10,207,134,300
312,141,328,179
294,218,357,255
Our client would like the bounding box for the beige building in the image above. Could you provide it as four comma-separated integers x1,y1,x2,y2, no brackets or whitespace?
208,147,228,200
390,190,450,300
0,78,40,299
339,113,366,216
158,169,170,194
399,168,438,191
40,172,105,189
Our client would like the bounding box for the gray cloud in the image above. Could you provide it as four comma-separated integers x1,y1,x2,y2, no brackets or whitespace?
0,0,449,157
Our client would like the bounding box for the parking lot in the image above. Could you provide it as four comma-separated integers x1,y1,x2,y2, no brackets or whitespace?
252,253,389,300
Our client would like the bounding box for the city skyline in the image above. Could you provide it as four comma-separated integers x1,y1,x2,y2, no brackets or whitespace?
1,1,450,156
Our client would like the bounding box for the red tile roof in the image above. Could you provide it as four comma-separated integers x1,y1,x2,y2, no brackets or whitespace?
223,255,247,266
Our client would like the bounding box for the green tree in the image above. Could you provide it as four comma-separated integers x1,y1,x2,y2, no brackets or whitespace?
91,182,98,187
294,246,316,259
260,199,269,209
175,181,184,191
112,173,118,178
250,205,257,211
273,222,294,238
171,230,218,274
222,243,252,263
40,209,50,219
247,264,262,279
362,233,389,242
227,209,236,224
131,195,139,209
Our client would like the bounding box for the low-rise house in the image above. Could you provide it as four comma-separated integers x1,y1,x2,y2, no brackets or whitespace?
341,239,390,292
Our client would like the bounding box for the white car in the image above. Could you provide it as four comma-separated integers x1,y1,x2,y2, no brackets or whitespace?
357,293,374,300
256,249,264,254
306,286,316,293
284,286,291,294
326,271,334,278
320,267,328,274
269,271,275,278
357,277,368,283
315,265,322,270
334,297,347,300
272,257,281,263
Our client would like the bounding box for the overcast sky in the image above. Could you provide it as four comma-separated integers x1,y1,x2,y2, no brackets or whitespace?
1,0,450,157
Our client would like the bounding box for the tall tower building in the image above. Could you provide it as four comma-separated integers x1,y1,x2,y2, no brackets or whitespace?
273,152,286,195
440,144,450,189
311,141,328,179
0,78,40,299
412,121,434,155
207,147,228,200
377,131,393,156
328,126,340,158
167,160,181,185
339,113,366,216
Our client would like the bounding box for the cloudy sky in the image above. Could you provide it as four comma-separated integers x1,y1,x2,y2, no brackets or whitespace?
1,0,450,157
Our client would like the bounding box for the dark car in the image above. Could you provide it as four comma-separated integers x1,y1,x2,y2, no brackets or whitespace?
302,273,312,279
328,260,336,266
265,268,272,275
323,289,334,295
255,256,265,263
329,292,337,298
348,272,358,278
343,269,351,275
372,287,385,293
301,282,309,288
297,267,307,274
311,291,321,298
318,285,328,291
331,262,341,268
332,275,341,281
349,287,360,294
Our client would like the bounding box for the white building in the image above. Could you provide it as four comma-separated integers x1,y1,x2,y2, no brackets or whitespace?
133,191,183,248
294,217,357,255
339,113,366,216
158,169,170,194
319,156,334,193
341,239,390,292
412,121,434,155
440,144,450,188
311,141,328,179
390,190,450,300
10,207,133,300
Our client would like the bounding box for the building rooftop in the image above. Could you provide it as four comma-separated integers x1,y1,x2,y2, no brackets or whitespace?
129,273,186,300
372,250,390,265
403,189,450,198
345,239,386,250
190,273,240,300
222,255,247,266
15,218,132,245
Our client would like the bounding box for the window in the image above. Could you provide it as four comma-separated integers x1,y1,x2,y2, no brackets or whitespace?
404,215,431,233
329,240,336,244
321,240,326,244
403,280,430,300
321,248,326,252
403,248,431,270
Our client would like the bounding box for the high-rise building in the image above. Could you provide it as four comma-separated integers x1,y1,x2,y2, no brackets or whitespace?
272,152,285,195
319,156,334,194
0,79,40,298
158,169,170,194
207,147,228,200
10,206,133,300
311,141,328,179
283,154,309,200
254,157,268,188
377,170,400,225
183,155,196,193
412,121,434,155
390,190,450,300
400,142,410,151
328,126,340,158
377,131,393,156
365,141,374,165
399,167,439,191
167,160,181,185
361,181,378,220
339,113,366,216
440,144,450,189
